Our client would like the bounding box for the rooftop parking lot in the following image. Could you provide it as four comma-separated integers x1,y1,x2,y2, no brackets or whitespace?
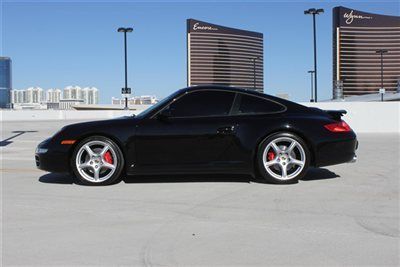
1,120,399,266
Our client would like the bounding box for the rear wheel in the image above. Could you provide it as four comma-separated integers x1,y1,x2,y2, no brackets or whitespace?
71,136,124,185
257,133,310,184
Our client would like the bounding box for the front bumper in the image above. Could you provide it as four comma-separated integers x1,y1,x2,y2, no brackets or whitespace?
35,139,70,173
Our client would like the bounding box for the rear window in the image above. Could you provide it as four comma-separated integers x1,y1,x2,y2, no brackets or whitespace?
238,94,285,114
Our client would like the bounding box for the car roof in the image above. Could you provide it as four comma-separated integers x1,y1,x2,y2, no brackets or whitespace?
182,85,305,109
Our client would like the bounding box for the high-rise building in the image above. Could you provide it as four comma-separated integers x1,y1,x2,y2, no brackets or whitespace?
187,19,264,92
333,6,400,97
24,87,46,104
11,89,24,104
46,88,62,103
0,57,12,108
63,86,98,104
82,87,99,104
63,85,82,100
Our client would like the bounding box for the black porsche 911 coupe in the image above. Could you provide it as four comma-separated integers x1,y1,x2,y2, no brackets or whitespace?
36,85,357,185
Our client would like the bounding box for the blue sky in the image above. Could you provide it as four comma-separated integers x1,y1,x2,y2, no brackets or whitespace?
1,0,399,103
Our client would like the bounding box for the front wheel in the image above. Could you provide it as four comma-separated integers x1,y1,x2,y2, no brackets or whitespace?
71,136,124,185
257,133,310,184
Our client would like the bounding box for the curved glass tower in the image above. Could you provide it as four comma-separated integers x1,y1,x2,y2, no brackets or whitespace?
187,19,264,92
333,7,400,97
0,57,12,108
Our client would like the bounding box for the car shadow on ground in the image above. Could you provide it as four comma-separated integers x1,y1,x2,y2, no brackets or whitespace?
301,167,340,181
123,174,254,184
38,168,339,185
39,173,74,184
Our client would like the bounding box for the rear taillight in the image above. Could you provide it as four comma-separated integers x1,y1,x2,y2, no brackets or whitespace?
324,121,352,132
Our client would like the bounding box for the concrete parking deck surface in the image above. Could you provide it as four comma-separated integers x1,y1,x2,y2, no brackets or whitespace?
1,120,399,266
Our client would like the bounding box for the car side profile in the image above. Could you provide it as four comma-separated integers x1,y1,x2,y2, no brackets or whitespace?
35,85,358,185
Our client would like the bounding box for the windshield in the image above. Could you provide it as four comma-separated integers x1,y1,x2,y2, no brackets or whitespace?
135,90,181,119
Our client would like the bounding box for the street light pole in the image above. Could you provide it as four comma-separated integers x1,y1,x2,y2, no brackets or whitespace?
376,49,388,102
117,27,133,110
308,70,315,102
304,8,324,102
250,56,260,90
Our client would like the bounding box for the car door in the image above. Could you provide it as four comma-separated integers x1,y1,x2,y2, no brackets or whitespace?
133,89,239,174
226,93,288,168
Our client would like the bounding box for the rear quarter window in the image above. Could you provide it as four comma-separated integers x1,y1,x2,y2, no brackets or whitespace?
238,94,285,114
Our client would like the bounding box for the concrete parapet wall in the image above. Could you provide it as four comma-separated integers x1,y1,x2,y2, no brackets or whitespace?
1,102,399,133
0,110,136,122
301,102,399,133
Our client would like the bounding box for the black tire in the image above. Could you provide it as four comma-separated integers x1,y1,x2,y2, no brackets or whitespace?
71,136,124,186
257,132,310,184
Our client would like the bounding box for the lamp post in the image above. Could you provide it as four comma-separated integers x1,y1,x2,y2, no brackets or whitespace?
376,49,388,102
250,56,260,90
117,27,133,110
304,8,324,102
308,70,315,102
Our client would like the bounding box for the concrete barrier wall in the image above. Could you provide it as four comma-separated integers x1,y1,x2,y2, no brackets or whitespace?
1,102,399,133
300,102,399,134
0,110,141,122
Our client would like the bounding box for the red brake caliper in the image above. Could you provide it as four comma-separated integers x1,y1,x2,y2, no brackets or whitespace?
267,151,275,161
103,151,113,164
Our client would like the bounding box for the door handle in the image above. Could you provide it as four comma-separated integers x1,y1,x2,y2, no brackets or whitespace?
217,126,235,135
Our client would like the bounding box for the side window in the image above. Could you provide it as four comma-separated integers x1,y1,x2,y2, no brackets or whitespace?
238,94,285,114
168,90,235,117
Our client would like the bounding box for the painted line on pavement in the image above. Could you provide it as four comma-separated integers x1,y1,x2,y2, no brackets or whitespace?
1,168,44,173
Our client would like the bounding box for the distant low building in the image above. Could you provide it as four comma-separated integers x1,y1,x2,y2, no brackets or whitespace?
10,85,99,109
60,99,84,110
276,93,290,100
326,92,400,102
111,95,158,105
12,103,47,110
47,102,60,110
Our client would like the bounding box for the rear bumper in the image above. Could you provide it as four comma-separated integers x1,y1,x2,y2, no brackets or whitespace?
314,138,358,167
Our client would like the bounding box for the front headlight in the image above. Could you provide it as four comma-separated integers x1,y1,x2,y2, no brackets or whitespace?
36,147,48,154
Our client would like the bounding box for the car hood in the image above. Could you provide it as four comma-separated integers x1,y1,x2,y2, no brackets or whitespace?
64,116,137,129
51,116,139,141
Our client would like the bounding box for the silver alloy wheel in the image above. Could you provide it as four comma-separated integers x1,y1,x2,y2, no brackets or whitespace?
262,137,306,181
75,140,117,183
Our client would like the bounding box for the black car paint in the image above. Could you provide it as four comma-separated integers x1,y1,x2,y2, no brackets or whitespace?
36,86,357,176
